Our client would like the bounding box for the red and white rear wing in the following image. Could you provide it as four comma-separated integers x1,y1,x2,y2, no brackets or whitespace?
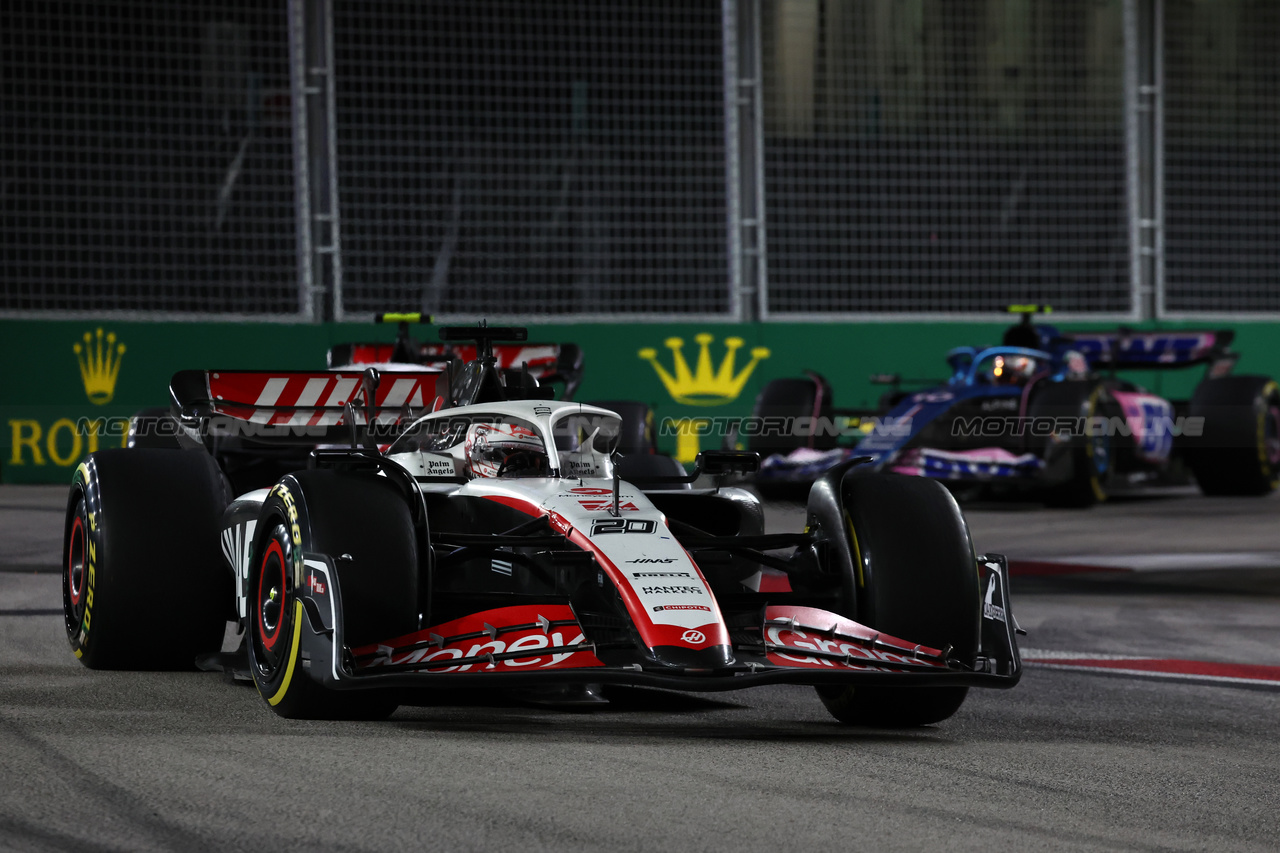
169,368,442,434
327,341,583,399
336,342,561,372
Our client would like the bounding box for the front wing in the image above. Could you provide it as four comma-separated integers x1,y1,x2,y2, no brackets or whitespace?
292,553,1022,693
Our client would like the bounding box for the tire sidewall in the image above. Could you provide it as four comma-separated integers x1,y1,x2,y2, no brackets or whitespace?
1029,381,1111,505
1077,386,1112,503
246,482,310,712
1250,380,1280,489
63,462,104,663
244,473,412,719
246,514,306,710
1187,375,1280,495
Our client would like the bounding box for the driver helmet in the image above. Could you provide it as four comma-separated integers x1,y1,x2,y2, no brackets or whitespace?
464,422,547,479
991,354,1037,384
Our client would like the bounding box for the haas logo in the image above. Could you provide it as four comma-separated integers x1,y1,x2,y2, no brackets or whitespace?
681,630,706,645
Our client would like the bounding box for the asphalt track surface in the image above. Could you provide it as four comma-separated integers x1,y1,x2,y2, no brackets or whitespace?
3,483,1280,852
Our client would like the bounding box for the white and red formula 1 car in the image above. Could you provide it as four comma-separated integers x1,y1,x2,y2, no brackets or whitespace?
63,326,1021,724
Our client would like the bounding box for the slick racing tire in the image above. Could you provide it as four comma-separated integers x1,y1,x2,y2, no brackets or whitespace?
746,374,836,458
586,400,656,455
1028,381,1113,508
817,472,980,727
63,450,232,669
247,469,418,720
1186,376,1280,496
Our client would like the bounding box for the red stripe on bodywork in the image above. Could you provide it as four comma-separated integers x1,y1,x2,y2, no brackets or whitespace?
570,527,721,648
567,527,729,651
355,604,603,672
479,495,730,652
482,494,542,516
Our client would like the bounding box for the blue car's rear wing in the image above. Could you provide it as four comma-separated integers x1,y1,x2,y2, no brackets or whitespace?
1058,329,1237,372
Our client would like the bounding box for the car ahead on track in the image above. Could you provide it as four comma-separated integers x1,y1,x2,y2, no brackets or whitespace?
329,313,683,484
62,326,1021,724
326,312,587,399
131,313,676,492
747,308,1280,506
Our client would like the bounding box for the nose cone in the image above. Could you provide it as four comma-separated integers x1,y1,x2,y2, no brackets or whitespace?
651,643,735,671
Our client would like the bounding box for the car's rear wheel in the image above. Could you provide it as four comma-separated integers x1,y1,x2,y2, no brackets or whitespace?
126,406,182,450
1186,376,1280,496
746,374,837,458
246,470,418,719
816,472,980,726
62,449,231,669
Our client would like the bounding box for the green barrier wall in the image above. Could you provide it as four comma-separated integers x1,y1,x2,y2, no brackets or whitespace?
4,318,1278,483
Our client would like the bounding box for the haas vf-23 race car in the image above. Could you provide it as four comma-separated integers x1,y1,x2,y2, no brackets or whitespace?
749,310,1280,507
63,326,1021,724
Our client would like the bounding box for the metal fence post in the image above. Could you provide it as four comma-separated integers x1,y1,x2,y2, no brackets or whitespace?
288,0,343,323
1151,0,1166,321
722,0,743,322
1124,0,1163,321
725,0,767,323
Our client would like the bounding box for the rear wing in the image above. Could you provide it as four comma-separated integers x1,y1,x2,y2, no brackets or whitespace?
1058,329,1237,372
327,341,584,398
169,368,442,443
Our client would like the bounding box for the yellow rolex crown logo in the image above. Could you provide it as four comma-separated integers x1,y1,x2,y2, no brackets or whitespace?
638,333,770,405
74,328,126,405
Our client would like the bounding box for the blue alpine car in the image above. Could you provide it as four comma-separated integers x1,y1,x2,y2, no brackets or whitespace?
746,310,1280,506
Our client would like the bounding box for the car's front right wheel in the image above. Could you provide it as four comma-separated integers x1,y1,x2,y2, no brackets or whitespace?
816,472,980,726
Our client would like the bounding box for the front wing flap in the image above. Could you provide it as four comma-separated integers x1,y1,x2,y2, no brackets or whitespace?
294,554,1021,693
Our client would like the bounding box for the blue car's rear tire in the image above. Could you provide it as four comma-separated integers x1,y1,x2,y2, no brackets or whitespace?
1186,376,1280,496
